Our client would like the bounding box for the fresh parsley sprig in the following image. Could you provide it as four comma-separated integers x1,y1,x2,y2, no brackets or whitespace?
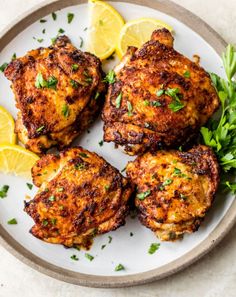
200,44,236,192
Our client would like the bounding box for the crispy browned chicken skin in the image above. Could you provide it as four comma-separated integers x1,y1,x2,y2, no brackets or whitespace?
4,36,106,154
102,29,219,155
126,145,219,241
24,147,133,248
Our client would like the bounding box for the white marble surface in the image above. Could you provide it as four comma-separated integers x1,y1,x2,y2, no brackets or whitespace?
0,0,236,296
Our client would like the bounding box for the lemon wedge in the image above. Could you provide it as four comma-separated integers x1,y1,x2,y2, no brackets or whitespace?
87,0,125,60
116,18,173,58
0,106,16,144
0,144,39,179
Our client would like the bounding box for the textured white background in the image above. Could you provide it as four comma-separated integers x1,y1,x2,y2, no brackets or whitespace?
0,0,236,296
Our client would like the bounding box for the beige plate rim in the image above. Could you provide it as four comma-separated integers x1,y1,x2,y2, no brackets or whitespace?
0,0,234,288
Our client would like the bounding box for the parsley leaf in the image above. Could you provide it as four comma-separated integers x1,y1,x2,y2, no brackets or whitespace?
71,254,79,261
7,218,17,225
183,70,191,78
127,101,133,116
137,189,151,200
148,243,160,254
0,185,9,198
85,253,94,261
0,62,8,72
67,13,74,24
26,183,33,190
103,70,116,84
52,12,57,21
62,104,70,117
115,264,125,271
115,93,122,108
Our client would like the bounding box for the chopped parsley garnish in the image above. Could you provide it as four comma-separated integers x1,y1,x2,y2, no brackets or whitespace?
70,79,79,89
83,71,92,83
42,219,48,226
57,187,64,192
40,19,47,23
173,167,181,176
83,27,88,31
42,29,46,34
115,93,122,108
71,64,79,71
62,104,70,117
51,218,57,225
127,101,133,116
71,254,79,261
36,38,44,43
11,53,16,61
49,195,55,202
144,100,150,106
108,235,112,243
151,100,162,107
79,152,88,158
0,62,8,72
137,189,151,200
36,125,45,133
79,36,83,48
103,70,116,84
0,185,9,198
35,73,58,89
160,178,173,190
99,140,104,146
52,12,57,21
104,185,110,190
7,218,17,225
58,28,65,34
67,13,74,24
148,243,160,254
183,70,191,78
74,163,85,170
26,183,33,190
94,92,100,100
115,264,125,271
85,253,94,261
166,88,185,112
101,244,106,249
130,232,133,237
156,89,165,97
180,193,188,200
51,37,57,45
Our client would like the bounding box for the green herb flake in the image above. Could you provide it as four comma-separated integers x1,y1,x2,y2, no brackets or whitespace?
36,38,44,43
99,140,104,146
85,253,94,261
130,232,134,237
58,28,65,34
151,100,162,107
168,100,185,112
144,100,150,106
79,152,88,158
94,92,100,100
0,185,9,198
104,185,110,191
11,53,16,61
115,93,122,108
7,218,17,225
71,64,79,71
156,89,164,97
71,254,79,261
0,62,8,72
57,187,64,192
52,12,57,21
70,79,79,89
67,13,74,24
108,235,112,243
127,101,133,116
83,71,92,83
115,264,125,271
173,167,182,176
40,19,47,23
103,70,116,84
74,163,85,170
83,27,88,31
51,218,57,225
162,178,173,187
42,219,48,226
180,193,188,200
51,37,57,45
101,244,106,249
148,243,160,254
36,125,45,133
62,104,70,118
47,76,58,89
137,189,151,200
183,70,191,78
49,195,56,202
79,36,83,48
42,29,46,34
26,183,33,190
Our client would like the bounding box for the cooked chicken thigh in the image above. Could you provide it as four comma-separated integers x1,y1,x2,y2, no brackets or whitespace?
102,29,219,155
24,147,133,248
4,36,106,154
126,145,219,241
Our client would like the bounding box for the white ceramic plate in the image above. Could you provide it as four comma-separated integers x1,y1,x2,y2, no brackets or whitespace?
0,0,235,288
